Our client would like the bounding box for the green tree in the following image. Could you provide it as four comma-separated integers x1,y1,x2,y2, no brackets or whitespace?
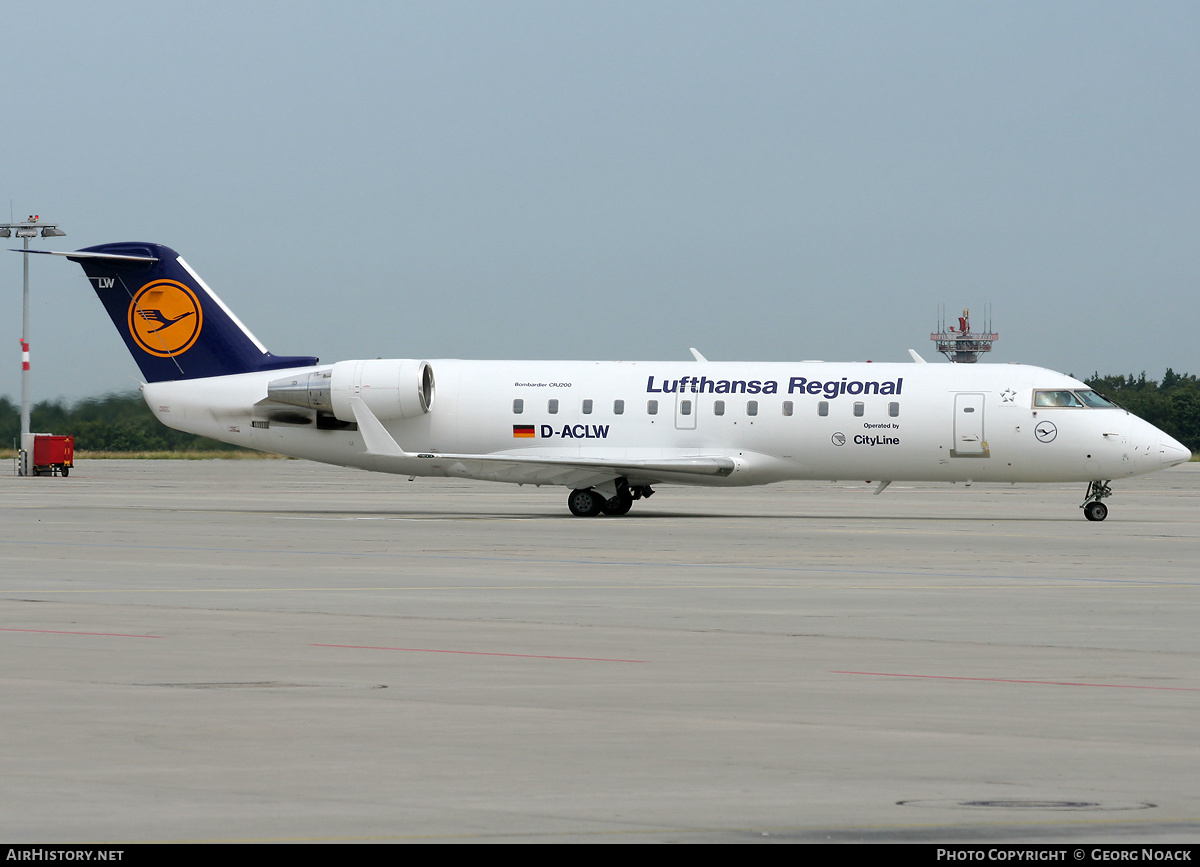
1086,370,1200,453
2,391,243,452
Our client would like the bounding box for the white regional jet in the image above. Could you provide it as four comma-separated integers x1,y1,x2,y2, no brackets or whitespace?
36,243,1191,520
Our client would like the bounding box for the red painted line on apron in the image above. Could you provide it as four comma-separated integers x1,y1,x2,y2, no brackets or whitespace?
832,670,1199,691
314,643,646,663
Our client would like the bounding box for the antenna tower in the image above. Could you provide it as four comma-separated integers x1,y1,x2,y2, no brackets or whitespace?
931,304,998,363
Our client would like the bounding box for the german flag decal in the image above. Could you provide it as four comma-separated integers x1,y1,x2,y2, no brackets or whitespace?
513,425,536,438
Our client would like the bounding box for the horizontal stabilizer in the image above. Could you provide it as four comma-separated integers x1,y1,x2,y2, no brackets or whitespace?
14,249,160,262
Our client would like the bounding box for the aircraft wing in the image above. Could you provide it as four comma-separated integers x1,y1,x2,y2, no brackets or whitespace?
348,397,735,487
412,452,735,488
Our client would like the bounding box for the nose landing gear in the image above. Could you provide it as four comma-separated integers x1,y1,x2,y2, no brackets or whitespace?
1081,480,1112,522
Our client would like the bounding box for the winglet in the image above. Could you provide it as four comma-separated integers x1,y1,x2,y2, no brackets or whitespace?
907,349,927,363
689,347,708,362
348,397,408,457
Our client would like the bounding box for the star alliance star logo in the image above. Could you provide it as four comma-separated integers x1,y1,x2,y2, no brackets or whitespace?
1001,388,1016,403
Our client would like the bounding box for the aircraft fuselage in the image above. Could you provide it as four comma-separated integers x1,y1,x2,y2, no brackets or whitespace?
142,359,1185,489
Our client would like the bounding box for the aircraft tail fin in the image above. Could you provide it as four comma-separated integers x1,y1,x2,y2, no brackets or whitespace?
63,242,319,382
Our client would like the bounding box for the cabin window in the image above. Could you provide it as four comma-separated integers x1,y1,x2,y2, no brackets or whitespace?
782,401,793,417
680,399,692,416
512,398,524,414
582,399,593,414
548,399,559,414
888,402,899,417
818,401,829,417
714,400,725,416
647,400,659,415
746,400,758,417
853,402,864,417
613,399,624,415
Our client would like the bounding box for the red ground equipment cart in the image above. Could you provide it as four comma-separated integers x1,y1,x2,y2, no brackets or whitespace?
31,434,74,477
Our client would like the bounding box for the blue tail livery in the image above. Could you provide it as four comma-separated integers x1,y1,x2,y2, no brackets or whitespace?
60,242,318,382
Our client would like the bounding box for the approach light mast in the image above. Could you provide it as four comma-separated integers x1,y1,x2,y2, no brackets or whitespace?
2,216,67,475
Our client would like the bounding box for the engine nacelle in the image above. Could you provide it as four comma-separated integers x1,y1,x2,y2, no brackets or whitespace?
330,359,435,422
267,359,435,422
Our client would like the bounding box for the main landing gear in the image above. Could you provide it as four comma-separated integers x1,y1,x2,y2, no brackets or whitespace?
1081,480,1113,522
566,481,653,517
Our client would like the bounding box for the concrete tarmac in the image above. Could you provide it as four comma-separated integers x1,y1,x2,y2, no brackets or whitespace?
2,459,1198,843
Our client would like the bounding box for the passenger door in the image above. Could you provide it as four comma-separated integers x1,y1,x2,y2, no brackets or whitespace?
952,392,988,456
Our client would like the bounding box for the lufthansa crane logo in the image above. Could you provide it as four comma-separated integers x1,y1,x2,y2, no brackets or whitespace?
127,280,203,357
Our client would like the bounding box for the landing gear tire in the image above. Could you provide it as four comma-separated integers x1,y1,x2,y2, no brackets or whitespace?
567,488,606,517
601,490,634,516
1081,480,1113,522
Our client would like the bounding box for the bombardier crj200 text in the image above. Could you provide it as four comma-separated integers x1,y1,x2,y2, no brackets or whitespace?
34,243,1191,520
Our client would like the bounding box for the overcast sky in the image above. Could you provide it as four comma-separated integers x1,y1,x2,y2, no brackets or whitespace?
4,1,1198,403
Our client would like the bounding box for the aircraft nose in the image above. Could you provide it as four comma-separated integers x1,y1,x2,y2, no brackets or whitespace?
1159,432,1192,468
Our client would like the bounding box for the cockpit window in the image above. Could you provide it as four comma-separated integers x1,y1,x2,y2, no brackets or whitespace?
1033,389,1117,408
1074,389,1118,408
1034,390,1084,408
